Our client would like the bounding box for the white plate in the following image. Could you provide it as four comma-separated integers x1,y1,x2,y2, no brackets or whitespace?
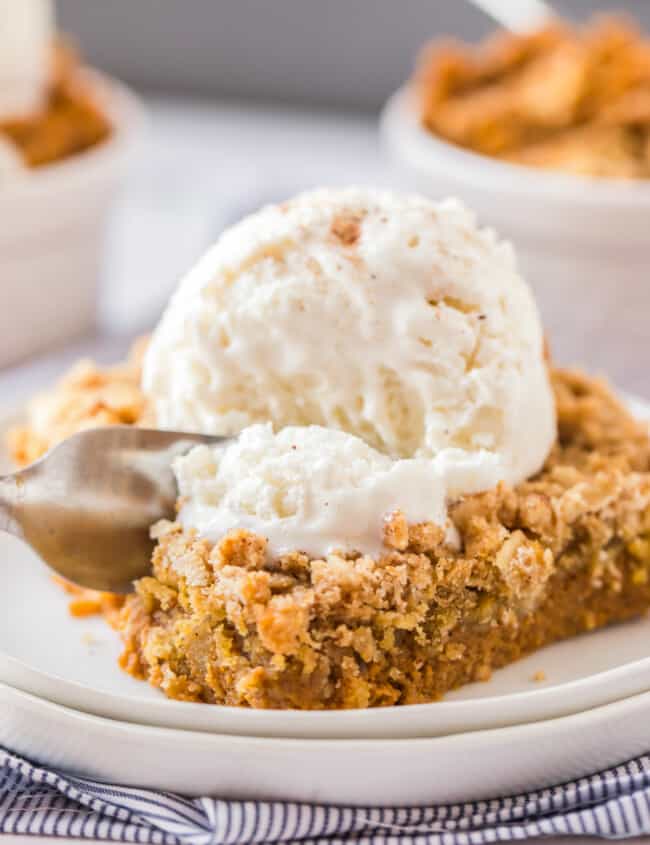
3,679,650,805
1,402,650,740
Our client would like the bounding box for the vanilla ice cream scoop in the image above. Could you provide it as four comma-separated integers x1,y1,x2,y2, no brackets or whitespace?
0,0,53,121
145,187,556,556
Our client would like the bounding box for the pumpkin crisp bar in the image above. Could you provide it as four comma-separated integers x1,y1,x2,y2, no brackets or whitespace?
10,357,650,709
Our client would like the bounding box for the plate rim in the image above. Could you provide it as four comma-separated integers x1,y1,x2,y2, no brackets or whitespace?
4,676,650,748
5,679,650,804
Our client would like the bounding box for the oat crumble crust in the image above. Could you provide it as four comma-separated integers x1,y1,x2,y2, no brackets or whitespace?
0,41,112,168
415,16,650,178
9,351,650,709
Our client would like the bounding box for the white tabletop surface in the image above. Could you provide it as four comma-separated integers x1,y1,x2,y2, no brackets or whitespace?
0,95,648,843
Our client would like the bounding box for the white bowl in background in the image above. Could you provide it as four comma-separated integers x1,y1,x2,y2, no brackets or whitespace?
0,70,143,367
381,88,650,396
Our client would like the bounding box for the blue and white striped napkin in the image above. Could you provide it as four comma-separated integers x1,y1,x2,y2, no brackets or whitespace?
3,746,650,843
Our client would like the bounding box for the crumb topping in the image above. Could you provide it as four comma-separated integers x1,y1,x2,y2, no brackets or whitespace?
8,339,149,466
0,40,112,168
330,211,364,245
415,16,650,178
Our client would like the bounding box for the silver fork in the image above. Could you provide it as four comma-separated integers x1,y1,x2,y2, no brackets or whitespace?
0,427,228,593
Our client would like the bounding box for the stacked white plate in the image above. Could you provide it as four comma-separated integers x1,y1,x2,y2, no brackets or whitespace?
3,404,650,805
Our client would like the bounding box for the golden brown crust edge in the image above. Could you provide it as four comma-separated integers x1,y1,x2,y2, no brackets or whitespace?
118,527,650,708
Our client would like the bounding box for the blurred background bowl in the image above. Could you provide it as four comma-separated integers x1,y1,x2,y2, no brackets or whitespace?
381,87,650,394
0,70,142,367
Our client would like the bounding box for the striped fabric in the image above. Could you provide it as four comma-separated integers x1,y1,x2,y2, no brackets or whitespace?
2,747,650,843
